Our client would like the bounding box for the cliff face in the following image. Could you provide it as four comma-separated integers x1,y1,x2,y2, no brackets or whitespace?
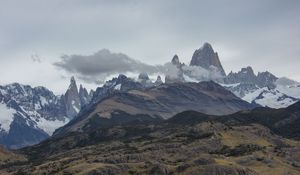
190,42,226,76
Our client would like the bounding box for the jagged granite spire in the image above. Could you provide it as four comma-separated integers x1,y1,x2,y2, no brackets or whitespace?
79,84,92,107
171,54,180,66
64,76,81,119
190,42,226,76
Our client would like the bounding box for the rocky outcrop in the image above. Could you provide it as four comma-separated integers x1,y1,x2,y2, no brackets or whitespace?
190,42,226,76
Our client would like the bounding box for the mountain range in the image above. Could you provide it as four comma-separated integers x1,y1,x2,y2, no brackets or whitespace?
0,42,299,174
0,42,299,149
166,42,300,108
0,77,93,148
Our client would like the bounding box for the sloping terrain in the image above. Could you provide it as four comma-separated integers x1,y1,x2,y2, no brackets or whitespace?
1,105,300,175
55,81,255,136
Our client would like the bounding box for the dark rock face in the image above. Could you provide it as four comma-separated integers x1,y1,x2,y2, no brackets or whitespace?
190,43,226,76
256,71,278,88
226,67,256,84
79,85,92,107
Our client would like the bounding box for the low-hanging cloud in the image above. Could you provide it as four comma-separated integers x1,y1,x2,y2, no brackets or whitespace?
54,49,162,83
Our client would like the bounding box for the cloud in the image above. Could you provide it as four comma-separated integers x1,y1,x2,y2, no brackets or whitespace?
54,49,162,83
182,65,224,81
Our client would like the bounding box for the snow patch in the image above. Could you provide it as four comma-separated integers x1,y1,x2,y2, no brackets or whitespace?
220,83,241,88
40,96,48,106
35,117,70,135
0,89,7,95
114,84,121,90
0,103,16,132
242,88,266,103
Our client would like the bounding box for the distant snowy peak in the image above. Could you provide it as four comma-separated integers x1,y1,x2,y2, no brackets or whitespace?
223,81,299,109
154,75,163,86
244,87,298,108
0,82,71,148
0,77,93,148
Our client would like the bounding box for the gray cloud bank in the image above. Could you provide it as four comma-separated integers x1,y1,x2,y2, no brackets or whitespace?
54,49,163,83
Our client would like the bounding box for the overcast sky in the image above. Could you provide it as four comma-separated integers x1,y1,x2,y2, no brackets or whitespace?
0,0,300,94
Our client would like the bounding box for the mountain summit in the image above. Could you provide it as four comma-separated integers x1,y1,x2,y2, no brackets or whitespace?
190,42,226,76
63,76,82,119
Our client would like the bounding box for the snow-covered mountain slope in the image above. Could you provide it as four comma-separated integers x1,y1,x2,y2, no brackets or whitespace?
0,83,69,148
0,78,92,149
275,77,300,99
243,87,298,108
222,83,299,109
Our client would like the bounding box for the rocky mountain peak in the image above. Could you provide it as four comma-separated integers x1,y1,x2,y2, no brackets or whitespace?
225,66,278,88
138,73,153,87
240,66,255,76
155,75,163,86
171,54,180,65
64,77,81,119
256,71,278,88
190,42,226,76
202,42,214,50
69,76,76,88
138,73,150,81
79,84,91,107
226,66,256,83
